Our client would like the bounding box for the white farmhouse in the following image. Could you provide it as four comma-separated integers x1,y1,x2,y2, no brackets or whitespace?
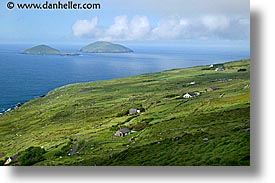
183,93,193,98
183,92,200,99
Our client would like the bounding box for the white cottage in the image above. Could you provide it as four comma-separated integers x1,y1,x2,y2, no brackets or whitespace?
183,93,193,98
183,92,200,99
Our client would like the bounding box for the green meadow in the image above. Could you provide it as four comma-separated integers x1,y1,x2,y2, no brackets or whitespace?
0,59,250,166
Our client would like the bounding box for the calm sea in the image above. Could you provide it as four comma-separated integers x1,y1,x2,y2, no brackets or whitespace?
0,44,249,112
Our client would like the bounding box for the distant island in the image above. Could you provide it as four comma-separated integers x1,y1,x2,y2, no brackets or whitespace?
80,41,133,53
22,45,79,56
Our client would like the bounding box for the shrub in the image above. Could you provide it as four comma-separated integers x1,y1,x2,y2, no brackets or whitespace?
18,146,46,166
116,110,129,117
238,68,247,72
110,124,120,132
0,160,5,166
54,140,73,157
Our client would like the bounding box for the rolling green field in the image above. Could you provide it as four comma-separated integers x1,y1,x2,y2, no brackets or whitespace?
0,59,250,166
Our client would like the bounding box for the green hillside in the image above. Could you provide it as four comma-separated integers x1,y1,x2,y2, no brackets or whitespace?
0,59,250,166
80,41,133,53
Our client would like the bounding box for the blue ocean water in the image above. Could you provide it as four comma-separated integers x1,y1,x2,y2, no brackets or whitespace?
0,44,249,112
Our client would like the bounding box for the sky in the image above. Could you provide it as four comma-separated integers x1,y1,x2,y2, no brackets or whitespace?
0,0,250,47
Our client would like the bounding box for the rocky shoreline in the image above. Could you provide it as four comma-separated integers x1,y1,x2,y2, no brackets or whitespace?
0,94,46,115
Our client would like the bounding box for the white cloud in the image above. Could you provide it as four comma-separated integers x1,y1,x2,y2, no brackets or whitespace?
101,15,151,41
72,15,249,41
72,17,98,37
129,16,151,40
202,15,230,31
152,18,189,39
106,16,129,39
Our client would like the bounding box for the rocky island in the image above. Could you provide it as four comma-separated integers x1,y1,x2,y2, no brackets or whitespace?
22,45,79,56
80,41,133,53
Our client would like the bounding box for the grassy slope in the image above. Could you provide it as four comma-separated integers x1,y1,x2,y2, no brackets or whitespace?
0,59,250,166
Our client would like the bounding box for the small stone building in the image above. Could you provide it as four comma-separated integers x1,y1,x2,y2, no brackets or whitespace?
114,128,131,137
129,108,140,115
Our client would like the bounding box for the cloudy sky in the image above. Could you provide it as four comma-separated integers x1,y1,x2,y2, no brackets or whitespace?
0,0,250,45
